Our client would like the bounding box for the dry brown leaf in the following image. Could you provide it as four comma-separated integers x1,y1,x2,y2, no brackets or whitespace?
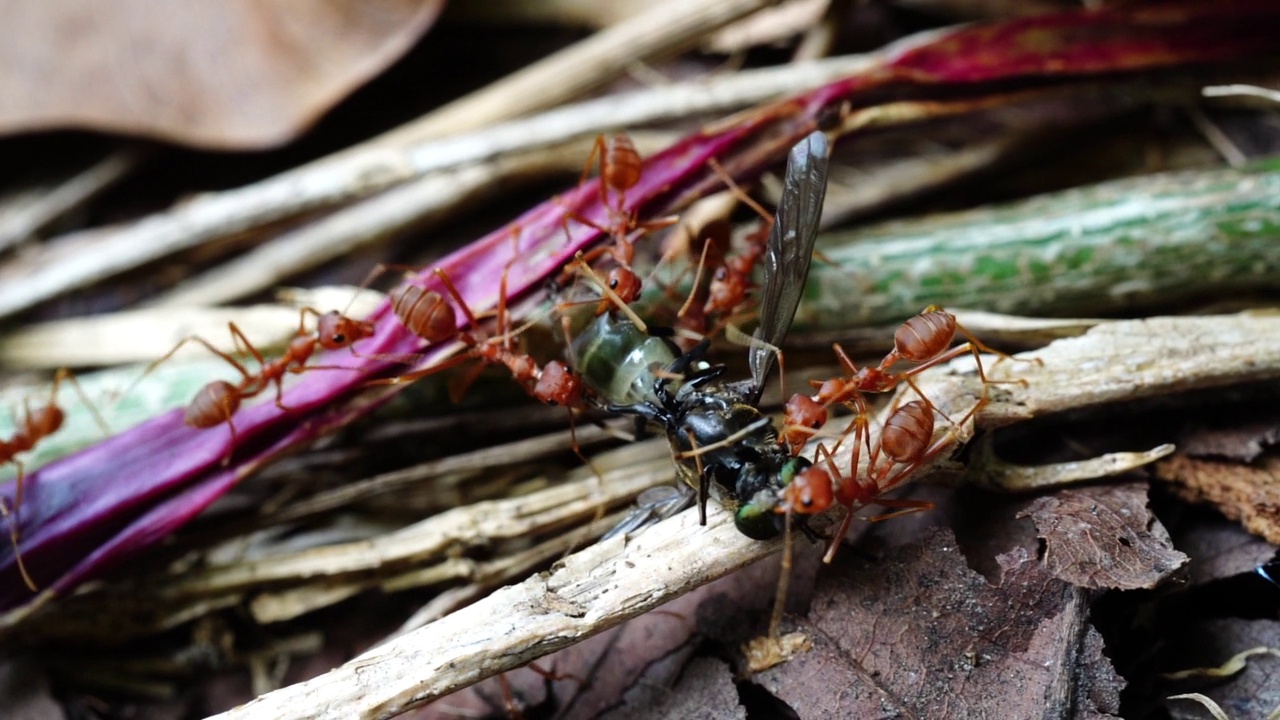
755,528,1124,718
1019,482,1188,590
1156,454,1280,545
0,0,444,148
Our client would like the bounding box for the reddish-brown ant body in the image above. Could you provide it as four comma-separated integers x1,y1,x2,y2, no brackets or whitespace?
778,398,971,563
1,368,109,590
381,268,586,411
138,308,376,448
559,134,677,311
779,305,1022,454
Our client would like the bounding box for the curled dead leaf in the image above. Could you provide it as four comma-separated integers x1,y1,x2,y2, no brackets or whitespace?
0,0,444,148
1018,482,1188,590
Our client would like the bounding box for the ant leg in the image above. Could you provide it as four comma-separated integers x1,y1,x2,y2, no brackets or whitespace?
0,496,37,592
223,322,294,413
939,307,1042,369
830,342,862,379
581,134,607,201
675,233,716,319
823,413,868,564
706,157,774,222
218,416,239,467
50,368,111,437
900,374,960,428
7,458,25,534
123,332,255,401
865,497,935,523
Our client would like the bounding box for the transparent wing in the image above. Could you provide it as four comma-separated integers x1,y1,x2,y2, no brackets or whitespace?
746,130,829,401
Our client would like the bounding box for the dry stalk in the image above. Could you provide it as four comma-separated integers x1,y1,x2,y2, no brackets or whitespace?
0,290,383,368
0,149,143,252
156,443,672,599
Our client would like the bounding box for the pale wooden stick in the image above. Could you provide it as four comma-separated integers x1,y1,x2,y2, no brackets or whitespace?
0,149,144,253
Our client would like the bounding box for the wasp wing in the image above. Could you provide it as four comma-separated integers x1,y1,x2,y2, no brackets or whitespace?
745,130,829,404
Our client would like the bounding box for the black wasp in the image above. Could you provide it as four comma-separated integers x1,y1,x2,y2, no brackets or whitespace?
570,130,830,539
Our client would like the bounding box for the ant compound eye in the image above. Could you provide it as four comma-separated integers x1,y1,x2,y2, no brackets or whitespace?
332,334,346,343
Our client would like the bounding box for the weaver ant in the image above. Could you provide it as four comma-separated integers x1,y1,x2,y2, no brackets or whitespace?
558,134,678,311
379,266,587,411
1,368,110,591
778,397,980,563
133,307,376,454
779,305,1027,455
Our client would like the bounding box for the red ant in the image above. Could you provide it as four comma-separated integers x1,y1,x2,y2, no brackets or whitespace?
779,305,1027,455
2,368,110,591
558,134,678,311
664,157,780,348
778,397,976,563
380,266,586,411
134,307,376,454
699,159,778,327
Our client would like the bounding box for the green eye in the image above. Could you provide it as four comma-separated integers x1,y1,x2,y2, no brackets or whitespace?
779,456,811,488
735,502,783,540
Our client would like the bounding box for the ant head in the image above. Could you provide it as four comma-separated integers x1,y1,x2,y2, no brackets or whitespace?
785,394,827,430
317,311,375,350
606,268,642,304
534,361,584,408
780,464,832,515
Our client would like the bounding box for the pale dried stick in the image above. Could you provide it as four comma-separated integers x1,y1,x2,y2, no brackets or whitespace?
0,291,383,368
363,0,777,146
146,139,599,307
0,149,144,253
156,447,673,598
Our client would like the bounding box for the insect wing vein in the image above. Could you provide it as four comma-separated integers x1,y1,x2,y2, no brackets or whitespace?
748,131,830,398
